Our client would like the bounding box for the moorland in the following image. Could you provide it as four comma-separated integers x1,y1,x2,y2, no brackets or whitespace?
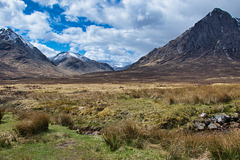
1,80,240,159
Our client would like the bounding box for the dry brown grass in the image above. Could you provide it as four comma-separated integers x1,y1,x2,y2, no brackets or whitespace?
103,120,240,159
15,112,50,137
0,107,3,122
55,113,74,129
103,121,147,151
128,84,240,105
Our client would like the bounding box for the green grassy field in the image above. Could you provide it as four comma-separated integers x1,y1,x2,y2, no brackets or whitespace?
1,83,240,159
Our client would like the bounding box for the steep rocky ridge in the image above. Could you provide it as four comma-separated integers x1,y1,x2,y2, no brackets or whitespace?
129,8,240,79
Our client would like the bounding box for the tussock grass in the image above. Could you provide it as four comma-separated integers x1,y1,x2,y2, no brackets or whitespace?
0,107,4,122
103,121,147,151
128,85,240,105
55,113,74,129
0,132,16,149
207,130,240,160
104,120,240,159
15,112,50,137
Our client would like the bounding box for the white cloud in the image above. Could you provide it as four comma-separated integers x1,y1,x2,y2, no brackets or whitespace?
1,0,240,67
31,0,58,7
0,0,52,40
30,41,60,57
53,0,240,66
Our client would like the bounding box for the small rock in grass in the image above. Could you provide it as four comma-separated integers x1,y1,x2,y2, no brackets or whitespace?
214,115,226,123
194,122,206,130
199,113,207,118
208,123,218,130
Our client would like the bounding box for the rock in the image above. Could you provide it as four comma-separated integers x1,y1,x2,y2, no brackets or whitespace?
199,113,207,118
214,115,226,123
222,113,230,119
215,123,221,128
194,122,206,130
208,123,218,130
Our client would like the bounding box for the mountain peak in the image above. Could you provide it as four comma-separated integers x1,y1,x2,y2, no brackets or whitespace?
0,28,34,49
51,51,114,74
211,8,226,15
130,8,240,80
51,52,90,65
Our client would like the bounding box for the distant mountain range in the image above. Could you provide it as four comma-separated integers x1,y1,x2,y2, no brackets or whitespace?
1,8,240,82
50,52,114,75
113,64,131,71
74,8,240,83
0,28,114,79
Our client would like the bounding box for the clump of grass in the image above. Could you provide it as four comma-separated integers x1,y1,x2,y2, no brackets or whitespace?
0,135,11,149
127,84,240,105
0,132,16,149
15,112,50,137
0,107,4,123
103,121,147,151
55,113,74,129
207,130,240,160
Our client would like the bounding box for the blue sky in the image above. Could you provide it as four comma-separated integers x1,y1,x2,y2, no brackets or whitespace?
0,0,240,67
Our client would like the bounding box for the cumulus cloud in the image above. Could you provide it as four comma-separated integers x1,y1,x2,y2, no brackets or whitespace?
1,0,240,66
0,0,52,40
53,0,240,66
31,0,58,7
30,41,60,57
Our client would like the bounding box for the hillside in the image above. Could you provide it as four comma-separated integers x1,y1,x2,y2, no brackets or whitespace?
128,8,240,80
0,28,62,79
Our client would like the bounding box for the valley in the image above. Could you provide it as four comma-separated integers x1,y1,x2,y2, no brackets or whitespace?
1,6,240,159
1,82,240,159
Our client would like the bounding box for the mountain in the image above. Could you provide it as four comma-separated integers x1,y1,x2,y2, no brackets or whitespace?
127,8,240,81
0,28,62,79
50,52,114,74
113,64,131,71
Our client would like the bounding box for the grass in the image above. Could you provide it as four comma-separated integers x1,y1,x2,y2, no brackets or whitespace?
1,83,240,159
0,113,164,160
103,120,240,159
14,112,50,137
55,113,74,129
0,107,3,122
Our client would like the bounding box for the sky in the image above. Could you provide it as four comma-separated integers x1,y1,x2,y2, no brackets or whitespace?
0,0,240,67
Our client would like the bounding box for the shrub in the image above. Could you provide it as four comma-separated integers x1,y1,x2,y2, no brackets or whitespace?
56,113,74,129
0,107,4,122
15,112,50,137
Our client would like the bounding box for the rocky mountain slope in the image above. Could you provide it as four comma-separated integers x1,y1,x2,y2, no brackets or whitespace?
0,28,62,79
50,52,114,74
128,8,240,80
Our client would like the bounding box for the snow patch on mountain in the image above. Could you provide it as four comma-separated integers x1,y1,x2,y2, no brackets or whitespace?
0,28,34,49
51,52,91,63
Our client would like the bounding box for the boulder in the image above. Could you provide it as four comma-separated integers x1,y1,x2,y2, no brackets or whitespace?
208,123,218,130
194,122,206,130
